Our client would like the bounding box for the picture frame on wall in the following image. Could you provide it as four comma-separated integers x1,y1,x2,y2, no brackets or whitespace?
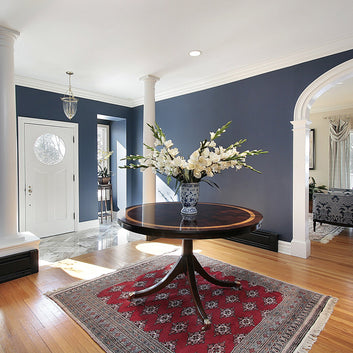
309,129,315,170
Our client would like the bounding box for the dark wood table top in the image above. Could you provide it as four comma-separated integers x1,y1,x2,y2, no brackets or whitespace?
118,202,263,239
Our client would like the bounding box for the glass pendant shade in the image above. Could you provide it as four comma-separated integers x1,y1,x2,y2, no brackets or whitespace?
61,71,78,120
61,95,78,120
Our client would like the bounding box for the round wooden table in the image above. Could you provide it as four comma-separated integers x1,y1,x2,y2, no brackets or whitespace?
118,202,263,329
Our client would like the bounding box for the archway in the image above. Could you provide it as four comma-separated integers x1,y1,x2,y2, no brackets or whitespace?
291,59,353,258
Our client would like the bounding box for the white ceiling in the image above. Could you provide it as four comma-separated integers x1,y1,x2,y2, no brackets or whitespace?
2,0,353,107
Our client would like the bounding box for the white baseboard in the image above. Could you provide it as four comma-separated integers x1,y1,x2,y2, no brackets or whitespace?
278,240,291,255
78,219,100,231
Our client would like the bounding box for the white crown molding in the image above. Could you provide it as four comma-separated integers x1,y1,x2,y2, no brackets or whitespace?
132,36,353,107
15,35,353,109
15,75,135,108
310,103,353,114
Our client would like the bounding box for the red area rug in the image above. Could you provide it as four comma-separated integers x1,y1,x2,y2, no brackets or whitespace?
48,254,337,353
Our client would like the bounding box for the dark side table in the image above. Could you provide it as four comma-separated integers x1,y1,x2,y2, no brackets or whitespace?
118,202,263,329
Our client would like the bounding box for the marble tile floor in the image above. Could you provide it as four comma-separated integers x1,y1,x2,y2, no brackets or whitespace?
39,220,145,263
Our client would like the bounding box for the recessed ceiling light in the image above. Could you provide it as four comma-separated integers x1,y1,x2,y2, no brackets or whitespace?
189,50,202,57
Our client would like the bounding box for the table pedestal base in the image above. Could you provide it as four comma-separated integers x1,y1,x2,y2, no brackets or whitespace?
129,239,241,330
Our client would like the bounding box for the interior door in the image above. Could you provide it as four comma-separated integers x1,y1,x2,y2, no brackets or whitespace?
24,123,75,238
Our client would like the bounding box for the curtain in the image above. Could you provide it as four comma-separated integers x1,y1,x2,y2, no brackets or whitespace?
329,118,350,189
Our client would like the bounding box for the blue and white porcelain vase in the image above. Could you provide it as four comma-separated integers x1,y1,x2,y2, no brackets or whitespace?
180,183,199,215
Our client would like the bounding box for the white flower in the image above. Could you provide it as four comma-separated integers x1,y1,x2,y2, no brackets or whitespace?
209,140,216,148
198,156,210,166
173,156,184,167
206,167,214,177
194,170,202,179
209,152,220,163
164,139,173,148
201,148,210,158
124,121,266,185
189,150,199,161
169,147,179,157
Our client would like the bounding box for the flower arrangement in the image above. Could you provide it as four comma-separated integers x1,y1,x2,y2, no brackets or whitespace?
98,150,114,178
123,121,267,190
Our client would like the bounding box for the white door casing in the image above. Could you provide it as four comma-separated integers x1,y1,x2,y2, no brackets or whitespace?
18,117,79,238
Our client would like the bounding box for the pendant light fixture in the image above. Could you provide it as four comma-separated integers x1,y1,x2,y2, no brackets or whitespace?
61,71,78,120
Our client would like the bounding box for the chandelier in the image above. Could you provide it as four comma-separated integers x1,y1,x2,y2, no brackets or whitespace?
61,71,78,120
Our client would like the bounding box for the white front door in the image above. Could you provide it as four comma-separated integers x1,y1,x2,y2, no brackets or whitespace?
19,119,78,238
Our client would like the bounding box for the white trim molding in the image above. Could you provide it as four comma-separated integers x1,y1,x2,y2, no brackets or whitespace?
291,58,353,258
278,240,292,256
78,219,99,231
15,75,135,108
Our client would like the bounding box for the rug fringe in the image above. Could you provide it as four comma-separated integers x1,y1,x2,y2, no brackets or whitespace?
320,233,336,244
293,297,338,353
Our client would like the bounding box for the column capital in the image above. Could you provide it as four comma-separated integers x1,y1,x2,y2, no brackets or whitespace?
0,25,20,40
290,119,312,130
139,75,160,84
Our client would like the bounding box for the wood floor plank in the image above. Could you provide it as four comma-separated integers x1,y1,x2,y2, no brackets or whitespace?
38,321,104,353
1,229,353,352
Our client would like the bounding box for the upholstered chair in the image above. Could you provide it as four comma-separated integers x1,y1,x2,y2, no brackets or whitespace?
312,189,353,231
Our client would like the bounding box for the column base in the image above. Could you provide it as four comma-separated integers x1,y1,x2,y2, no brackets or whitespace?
0,232,40,283
291,239,311,258
0,232,40,257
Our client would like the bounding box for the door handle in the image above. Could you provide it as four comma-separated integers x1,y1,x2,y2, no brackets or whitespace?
28,186,32,195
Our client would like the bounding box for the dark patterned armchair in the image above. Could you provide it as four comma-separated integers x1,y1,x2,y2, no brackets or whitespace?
312,189,353,231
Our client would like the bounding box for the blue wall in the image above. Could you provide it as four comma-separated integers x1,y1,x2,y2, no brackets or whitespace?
132,49,353,242
15,86,139,222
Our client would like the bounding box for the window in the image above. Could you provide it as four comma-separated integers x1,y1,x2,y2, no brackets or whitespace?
34,133,65,165
97,124,110,173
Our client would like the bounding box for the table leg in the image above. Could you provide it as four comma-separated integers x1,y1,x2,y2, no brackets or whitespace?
185,253,211,330
129,239,240,330
193,255,241,288
129,255,186,299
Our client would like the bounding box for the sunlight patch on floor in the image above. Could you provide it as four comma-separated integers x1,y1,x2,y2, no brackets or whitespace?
39,259,53,267
135,242,181,255
135,242,202,256
50,259,115,280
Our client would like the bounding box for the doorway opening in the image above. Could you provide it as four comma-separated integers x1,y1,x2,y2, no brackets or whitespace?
292,59,353,258
97,114,127,220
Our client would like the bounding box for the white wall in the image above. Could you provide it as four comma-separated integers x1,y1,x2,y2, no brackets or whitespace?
309,107,353,188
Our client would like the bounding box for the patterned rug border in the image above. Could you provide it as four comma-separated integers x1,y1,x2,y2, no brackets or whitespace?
47,253,338,353
308,213,344,243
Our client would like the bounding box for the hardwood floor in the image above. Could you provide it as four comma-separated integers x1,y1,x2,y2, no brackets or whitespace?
1,230,353,352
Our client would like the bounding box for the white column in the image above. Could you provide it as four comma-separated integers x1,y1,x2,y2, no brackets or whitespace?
0,26,39,256
0,26,19,237
291,119,311,258
140,75,159,204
